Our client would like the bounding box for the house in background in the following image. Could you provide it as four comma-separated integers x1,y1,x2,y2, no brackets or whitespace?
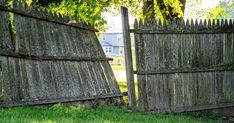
98,33,124,57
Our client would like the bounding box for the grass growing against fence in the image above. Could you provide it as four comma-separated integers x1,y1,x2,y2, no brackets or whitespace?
0,104,225,123
0,82,226,123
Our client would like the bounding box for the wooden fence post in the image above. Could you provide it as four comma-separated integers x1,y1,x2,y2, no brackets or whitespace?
121,6,137,112
0,0,5,5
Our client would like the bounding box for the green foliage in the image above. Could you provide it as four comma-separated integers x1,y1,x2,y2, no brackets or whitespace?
5,0,186,30
207,0,234,19
0,106,225,123
112,0,185,20
30,0,112,31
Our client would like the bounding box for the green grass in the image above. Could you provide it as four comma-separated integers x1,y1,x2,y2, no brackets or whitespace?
111,65,126,71
0,82,226,123
0,104,225,123
118,81,138,103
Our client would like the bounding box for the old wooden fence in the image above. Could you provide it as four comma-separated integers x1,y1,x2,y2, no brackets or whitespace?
0,0,123,107
121,7,234,112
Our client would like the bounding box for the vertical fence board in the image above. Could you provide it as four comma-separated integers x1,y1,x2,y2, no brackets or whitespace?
0,11,13,53
121,6,137,111
0,4,121,107
0,57,2,100
133,16,234,112
0,0,5,5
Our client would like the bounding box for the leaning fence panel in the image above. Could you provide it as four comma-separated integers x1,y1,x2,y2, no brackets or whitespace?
0,1,123,107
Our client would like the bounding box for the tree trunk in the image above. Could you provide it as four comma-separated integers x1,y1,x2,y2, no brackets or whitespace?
143,0,155,19
154,0,186,20
155,0,172,19
179,0,186,13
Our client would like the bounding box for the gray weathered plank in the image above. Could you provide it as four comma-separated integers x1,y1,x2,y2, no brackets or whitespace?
121,6,137,112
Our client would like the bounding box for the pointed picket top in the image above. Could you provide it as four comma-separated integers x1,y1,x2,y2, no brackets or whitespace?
23,1,29,10
143,19,150,29
152,19,157,31
211,19,216,30
231,19,234,31
83,21,89,27
190,19,194,31
87,22,92,28
48,10,54,20
185,19,190,31
220,19,225,28
57,13,62,18
180,19,185,30
208,19,212,30
198,19,203,31
168,19,172,30
33,8,41,17
224,19,229,30
149,19,154,30
18,0,24,10
175,19,180,31
78,21,85,27
162,19,166,30
59,13,66,22
225,19,228,25
204,19,207,30
229,19,233,28
0,0,5,5
216,19,221,26
158,19,163,30
44,9,50,18
167,19,171,30
58,13,64,21
53,12,59,20
61,14,69,22
13,0,18,8
216,19,220,28
172,19,180,30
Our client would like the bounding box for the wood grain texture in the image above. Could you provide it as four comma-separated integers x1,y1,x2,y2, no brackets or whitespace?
134,18,234,112
0,4,122,107
121,6,137,112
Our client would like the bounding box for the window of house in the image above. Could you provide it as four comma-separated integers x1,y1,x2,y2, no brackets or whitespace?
120,50,123,54
109,48,112,52
105,47,108,52
102,36,106,41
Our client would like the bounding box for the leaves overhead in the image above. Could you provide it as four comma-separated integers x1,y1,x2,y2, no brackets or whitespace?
207,0,234,19
7,0,233,31
30,0,112,31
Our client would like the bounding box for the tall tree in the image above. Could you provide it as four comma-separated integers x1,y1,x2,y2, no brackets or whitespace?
207,0,234,19
143,0,186,20
9,0,189,30
143,0,155,19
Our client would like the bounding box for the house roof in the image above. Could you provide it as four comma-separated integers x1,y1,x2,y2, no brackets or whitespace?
100,41,112,46
100,33,124,47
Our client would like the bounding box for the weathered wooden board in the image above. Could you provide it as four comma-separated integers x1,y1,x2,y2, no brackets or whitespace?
0,0,5,5
0,2,122,107
0,10,13,54
134,19,234,112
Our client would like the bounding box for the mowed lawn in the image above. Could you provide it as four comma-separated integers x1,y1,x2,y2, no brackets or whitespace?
0,104,225,123
0,82,226,123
